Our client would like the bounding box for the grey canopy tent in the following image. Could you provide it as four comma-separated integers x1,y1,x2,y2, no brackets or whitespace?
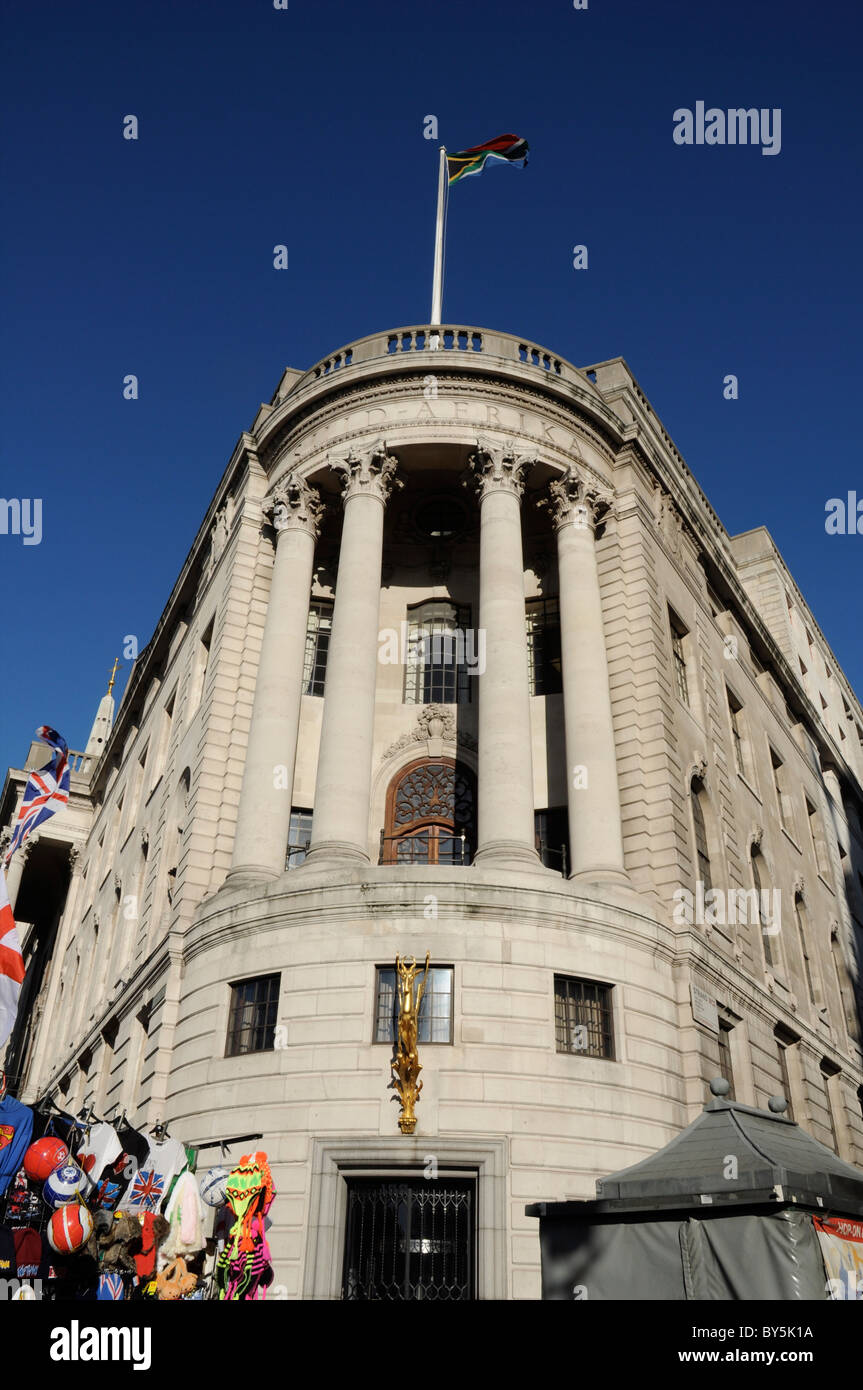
526,1086,863,1300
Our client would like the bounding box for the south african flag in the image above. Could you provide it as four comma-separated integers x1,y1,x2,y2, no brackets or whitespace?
446,133,529,186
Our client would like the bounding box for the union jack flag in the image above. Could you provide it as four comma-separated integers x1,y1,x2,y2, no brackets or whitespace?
4,727,70,867
129,1168,164,1209
97,1272,125,1300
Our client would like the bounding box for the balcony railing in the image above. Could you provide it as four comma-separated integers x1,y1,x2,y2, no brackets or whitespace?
379,829,471,867
287,325,588,402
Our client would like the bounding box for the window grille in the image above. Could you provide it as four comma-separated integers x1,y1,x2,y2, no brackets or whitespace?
404,602,472,704
374,965,454,1044
554,975,614,1058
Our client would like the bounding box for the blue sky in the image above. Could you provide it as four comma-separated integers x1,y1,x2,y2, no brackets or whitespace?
1,0,860,773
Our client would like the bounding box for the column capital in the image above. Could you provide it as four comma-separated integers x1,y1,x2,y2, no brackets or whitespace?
329,440,402,505
543,466,612,533
466,437,537,502
264,473,326,539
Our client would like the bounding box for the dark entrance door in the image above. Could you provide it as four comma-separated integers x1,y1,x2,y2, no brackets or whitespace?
342,1177,475,1300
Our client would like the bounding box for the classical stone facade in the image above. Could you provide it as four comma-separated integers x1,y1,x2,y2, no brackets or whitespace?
3,324,863,1299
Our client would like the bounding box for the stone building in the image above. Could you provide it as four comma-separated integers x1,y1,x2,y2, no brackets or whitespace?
2,323,863,1299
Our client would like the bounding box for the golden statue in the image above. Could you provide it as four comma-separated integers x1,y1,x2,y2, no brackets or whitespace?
391,953,430,1134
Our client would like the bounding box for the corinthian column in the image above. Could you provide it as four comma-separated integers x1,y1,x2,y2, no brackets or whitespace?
4,837,33,912
227,474,324,883
468,440,541,869
304,443,401,866
546,468,627,883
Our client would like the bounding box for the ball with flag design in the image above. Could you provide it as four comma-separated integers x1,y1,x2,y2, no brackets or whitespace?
43,1161,89,1208
200,1166,230,1207
24,1136,70,1182
47,1202,93,1254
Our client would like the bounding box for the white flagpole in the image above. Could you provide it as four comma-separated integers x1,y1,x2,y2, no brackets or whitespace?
430,145,447,329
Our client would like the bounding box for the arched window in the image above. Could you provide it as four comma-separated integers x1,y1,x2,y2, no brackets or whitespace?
382,758,476,865
690,778,712,893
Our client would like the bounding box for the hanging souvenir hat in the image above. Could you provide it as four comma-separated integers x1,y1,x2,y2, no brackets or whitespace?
47,1202,94,1254
43,1160,89,1209
24,1136,70,1182
199,1166,230,1208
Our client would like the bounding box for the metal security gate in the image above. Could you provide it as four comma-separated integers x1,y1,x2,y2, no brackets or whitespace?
342,1178,475,1300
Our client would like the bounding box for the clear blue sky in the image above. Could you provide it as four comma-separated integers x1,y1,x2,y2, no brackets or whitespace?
1,0,860,774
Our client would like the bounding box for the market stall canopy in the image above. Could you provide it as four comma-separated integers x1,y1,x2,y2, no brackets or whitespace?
526,1085,863,1300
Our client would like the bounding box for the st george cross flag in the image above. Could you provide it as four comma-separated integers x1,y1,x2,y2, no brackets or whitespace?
446,133,529,186
0,870,25,1050
4,726,70,868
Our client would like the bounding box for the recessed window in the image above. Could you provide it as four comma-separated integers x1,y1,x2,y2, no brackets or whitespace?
727,689,751,781
717,1020,735,1099
374,965,454,1044
794,896,817,1006
286,808,313,869
303,599,333,697
668,609,690,706
554,976,614,1059
526,598,562,696
770,749,794,834
534,808,569,875
774,1026,798,1120
820,1058,841,1152
806,798,832,878
691,780,713,893
752,850,777,970
226,973,280,1056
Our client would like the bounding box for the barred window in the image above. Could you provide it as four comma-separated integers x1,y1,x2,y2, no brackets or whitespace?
404,602,472,705
374,965,453,1044
226,973,280,1056
286,808,313,869
669,610,690,706
303,600,333,697
554,976,614,1058
526,598,562,696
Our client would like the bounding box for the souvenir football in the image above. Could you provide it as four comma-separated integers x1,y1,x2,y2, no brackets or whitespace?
47,1202,94,1254
23,1136,69,1182
200,1165,230,1207
43,1160,88,1208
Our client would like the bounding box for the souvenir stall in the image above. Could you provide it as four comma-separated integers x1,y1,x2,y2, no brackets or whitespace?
0,1071,276,1301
